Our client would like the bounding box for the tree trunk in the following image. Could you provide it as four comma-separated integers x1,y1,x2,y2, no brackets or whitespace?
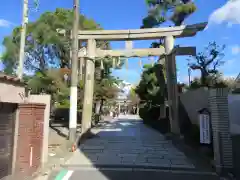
201,69,208,86
99,99,104,114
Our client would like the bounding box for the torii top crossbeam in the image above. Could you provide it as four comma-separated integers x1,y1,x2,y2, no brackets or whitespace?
77,22,207,41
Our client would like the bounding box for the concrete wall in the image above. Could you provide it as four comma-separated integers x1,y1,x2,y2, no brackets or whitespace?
27,95,51,167
228,95,240,177
228,95,240,135
180,89,240,134
180,87,209,125
0,82,25,103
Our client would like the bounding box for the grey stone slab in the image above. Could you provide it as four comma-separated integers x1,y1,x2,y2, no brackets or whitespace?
97,155,121,162
170,164,195,169
118,153,139,158
83,154,99,161
147,158,171,165
95,157,122,165
162,154,187,160
170,159,191,165
136,162,171,168
64,116,197,171
120,161,136,165
81,145,105,150
102,149,122,153
142,144,164,148
146,150,169,154
135,157,148,164
121,156,138,163
142,154,164,159
119,149,146,154
80,149,103,153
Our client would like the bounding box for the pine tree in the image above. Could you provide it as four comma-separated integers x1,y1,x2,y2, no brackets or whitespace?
142,0,197,28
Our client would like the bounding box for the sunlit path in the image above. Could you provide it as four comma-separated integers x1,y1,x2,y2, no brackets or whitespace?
65,115,194,169
47,115,221,180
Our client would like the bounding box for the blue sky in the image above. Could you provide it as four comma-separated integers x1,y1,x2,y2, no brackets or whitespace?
0,0,240,84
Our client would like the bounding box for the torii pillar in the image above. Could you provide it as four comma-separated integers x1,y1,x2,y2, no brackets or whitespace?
165,36,180,134
81,39,96,135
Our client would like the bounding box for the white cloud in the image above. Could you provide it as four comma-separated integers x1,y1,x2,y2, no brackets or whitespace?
231,45,240,55
208,0,240,26
0,19,13,27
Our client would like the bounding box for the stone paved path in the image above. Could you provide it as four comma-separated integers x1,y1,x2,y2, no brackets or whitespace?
64,115,195,169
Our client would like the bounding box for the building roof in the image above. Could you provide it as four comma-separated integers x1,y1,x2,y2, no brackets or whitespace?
0,73,25,86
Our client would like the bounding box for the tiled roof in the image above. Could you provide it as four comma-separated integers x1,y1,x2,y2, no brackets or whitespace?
0,73,25,86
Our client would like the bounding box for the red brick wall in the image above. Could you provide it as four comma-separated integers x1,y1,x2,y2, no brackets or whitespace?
15,103,45,176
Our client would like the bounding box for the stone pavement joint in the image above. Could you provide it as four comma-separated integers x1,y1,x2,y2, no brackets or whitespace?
64,115,196,170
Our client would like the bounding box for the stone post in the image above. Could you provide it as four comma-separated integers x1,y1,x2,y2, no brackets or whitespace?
81,39,96,135
209,88,233,175
164,36,180,134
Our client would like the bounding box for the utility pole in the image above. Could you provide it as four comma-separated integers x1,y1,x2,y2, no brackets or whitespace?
69,0,79,143
18,0,28,79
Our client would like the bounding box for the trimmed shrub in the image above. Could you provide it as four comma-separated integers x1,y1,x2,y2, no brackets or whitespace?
139,105,170,134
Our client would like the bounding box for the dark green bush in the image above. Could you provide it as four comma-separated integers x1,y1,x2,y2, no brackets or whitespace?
184,124,200,147
139,105,170,134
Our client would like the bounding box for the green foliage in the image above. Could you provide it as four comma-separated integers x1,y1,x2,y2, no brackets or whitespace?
188,75,230,90
135,63,167,126
135,63,166,106
26,69,70,107
127,87,140,106
94,68,121,101
1,8,106,74
188,42,226,87
1,8,122,113
184,124,200,146
142,0,196,28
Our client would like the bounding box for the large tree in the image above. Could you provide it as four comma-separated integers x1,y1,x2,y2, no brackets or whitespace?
188,42,226,86
1,8,123,116
138,0,197,101
135,63,166,106
142,0,196,28
141,0,196,47
1,8,109,74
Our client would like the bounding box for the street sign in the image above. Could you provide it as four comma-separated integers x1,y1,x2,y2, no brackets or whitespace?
199,108,211,144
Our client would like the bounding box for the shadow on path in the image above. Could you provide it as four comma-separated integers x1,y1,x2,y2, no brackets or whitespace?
60,115,219,180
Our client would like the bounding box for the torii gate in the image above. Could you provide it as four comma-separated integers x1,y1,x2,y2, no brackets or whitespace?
73,22,207,136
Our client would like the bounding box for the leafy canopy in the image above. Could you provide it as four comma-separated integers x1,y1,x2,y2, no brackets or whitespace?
142,0,196,28
188,42,226,86
1,8,107,74
135,63,166,106
1,8,123,110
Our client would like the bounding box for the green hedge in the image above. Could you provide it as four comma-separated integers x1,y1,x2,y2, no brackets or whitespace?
139,105,170,134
